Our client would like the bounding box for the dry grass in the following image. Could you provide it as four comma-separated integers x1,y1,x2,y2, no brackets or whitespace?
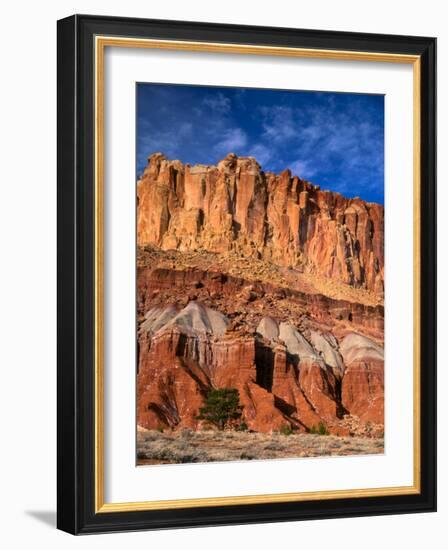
136,428,384,465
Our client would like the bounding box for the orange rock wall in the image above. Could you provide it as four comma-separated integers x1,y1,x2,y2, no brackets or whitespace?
137,153,384,294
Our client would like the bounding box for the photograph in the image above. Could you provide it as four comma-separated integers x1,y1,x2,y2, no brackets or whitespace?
53,9,435,536
135,84,385,465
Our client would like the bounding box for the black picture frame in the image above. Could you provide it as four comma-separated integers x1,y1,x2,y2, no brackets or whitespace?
57,14,436,534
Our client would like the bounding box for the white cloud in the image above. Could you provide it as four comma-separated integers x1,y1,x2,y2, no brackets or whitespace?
288,159,317,179
261,106,297,142
137,84,383,201
202,93,231,113
214,128,247,155
248,143,272,167
179,122,193,136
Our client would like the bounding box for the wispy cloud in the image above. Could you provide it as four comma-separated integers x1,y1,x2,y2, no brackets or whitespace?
256,96,384,199
137,84,384,203
261,105,297,142
288,159,317,179
214,128,247,155
202,92,231,113
248,143,272,166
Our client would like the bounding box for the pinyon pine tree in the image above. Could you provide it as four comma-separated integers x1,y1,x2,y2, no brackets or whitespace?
196,388,243,430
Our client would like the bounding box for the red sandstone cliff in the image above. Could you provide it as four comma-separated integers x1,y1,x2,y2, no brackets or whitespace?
137,152,384,295
136,152,385,437
136,254,384,436
137,301,384,435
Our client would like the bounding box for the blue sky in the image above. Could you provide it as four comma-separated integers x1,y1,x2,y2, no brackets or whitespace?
137,83,384,204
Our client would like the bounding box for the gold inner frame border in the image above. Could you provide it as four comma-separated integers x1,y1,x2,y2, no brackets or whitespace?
94,35,421,513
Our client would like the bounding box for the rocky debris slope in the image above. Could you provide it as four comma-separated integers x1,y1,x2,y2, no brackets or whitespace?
137,251,384,337
137,152,384,294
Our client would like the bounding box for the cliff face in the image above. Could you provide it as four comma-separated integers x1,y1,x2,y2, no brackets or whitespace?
136,251,384,436
137,152,384,294
136,152,385,438
137,302,384,435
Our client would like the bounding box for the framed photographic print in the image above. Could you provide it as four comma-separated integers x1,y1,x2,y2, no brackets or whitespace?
57,14,436,534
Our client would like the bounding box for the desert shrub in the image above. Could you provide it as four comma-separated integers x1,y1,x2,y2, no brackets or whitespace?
140,439,207,463
179,451,207,463
264,441,285,451
179,428,194,439
141,431,166,442
157,426,164,433
309,421,330,435
329,441,343,449
318,422,330,436
175,440,192,451
345,446,364,453
279,424,293,436
236,422,249,432
196,388,243,430
240,451,255,460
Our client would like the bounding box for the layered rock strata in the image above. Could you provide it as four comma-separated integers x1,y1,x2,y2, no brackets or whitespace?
137,301,384,434
137,153,384,294
136,152,385,437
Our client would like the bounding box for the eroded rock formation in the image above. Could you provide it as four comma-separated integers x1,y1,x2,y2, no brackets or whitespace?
136,152,385,437
137,301,384,434
137,153,384,294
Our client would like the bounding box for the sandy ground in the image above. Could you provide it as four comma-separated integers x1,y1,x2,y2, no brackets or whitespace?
136,428,384,465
